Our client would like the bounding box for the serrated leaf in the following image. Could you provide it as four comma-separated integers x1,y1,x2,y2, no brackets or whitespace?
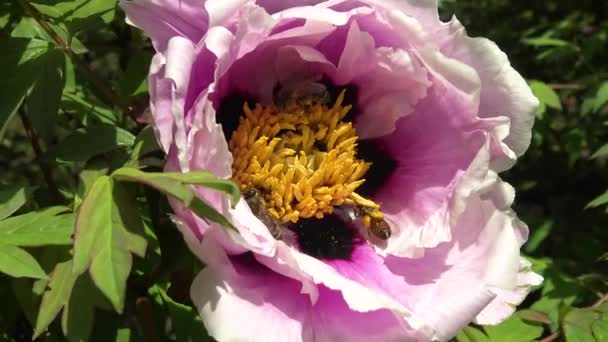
0,38,52,139
483,312,543,342
594,82,608,113
73,177,146,313
586,190,608,209
529,80,562,111
52,124,135,163
34,260,78,338
0,244,47,279
0,206,73,246
0,181,30,220
456,326,490,342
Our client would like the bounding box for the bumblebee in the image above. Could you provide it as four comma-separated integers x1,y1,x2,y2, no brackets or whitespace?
243,188,283,240
335,203,392,241
273,78,331,111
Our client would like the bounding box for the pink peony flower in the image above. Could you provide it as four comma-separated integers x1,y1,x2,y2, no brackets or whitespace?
121,0,543,340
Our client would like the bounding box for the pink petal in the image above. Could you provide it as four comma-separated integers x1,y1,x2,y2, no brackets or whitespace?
120,0,209,51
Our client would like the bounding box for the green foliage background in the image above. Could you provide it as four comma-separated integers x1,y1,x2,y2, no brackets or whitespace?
0,0,606,341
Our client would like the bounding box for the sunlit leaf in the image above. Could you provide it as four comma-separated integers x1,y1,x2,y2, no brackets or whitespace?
11,17,87,54
0,181,30,220
456,326,490,342
563,308,601,342
112,168,239,230
30,0,119,32
483,312,544,342
0,244,47,279
0,206,73,246
112,168,241,206
529,80,562,111
72,176,147,313
34,260,78,338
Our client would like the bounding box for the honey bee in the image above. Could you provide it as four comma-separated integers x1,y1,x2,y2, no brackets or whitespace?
335,203,392,241
243,188,283,240
273,77,331,111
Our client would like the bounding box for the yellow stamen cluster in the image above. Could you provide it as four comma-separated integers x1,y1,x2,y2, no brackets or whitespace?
229,90,382,224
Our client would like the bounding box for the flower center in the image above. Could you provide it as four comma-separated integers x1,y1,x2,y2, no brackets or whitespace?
228,90,389,241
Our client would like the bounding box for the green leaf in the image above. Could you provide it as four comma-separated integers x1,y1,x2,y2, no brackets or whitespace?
0,38,52,139
62,91,118,124
0,206,73,246
112,168,241,206
586,190,608,209
0,181,30,220
152,285,210,342
456,326,490,342
593,82,608,113
11,17,87,54
61,275,98,342
72,177,147,313
74,159,109,209
531,267,580,330
524,220,553,253
529,80,562,111
591,144,608,160
12,277,46,326
112,168,239,230
25,48,64,140
30,0,119,32
563,308,601,342
483,312,544,342
592,314,608,341
125,126,161,167
0,244,47,279
119,51,152,97
52,124,136,163
34,260,78,338
523,37,573,48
